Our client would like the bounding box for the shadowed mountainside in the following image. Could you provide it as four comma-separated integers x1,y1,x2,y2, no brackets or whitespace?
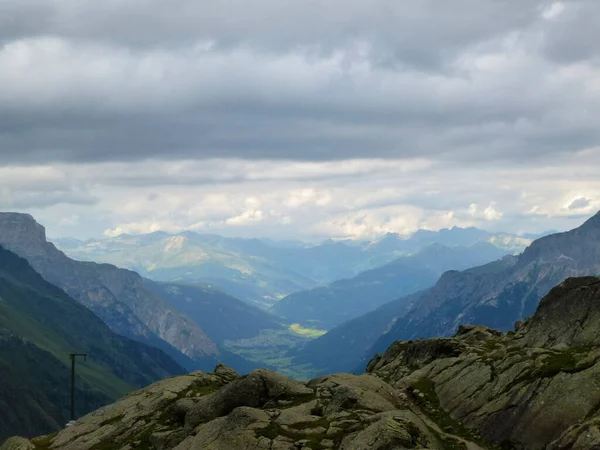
0,246,185,441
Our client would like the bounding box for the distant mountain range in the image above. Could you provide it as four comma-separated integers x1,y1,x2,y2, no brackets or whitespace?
272,242,508,329
292,211,600,375
0,245,185,440
55,226,535,309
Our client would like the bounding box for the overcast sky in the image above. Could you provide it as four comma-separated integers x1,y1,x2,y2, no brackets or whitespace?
1,0,599,240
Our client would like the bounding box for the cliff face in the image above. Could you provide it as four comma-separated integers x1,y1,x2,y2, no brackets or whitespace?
0,213,218,363
9,276,600,450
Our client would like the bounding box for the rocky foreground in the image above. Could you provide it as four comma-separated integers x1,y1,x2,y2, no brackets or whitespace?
5,276,600,450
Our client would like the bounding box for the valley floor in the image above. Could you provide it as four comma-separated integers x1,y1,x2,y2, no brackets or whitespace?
223,324,325,379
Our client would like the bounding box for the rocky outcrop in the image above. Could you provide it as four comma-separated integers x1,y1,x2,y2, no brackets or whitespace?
369,276,600,449
8,363,477,450
0,438,34,450
7,276,600,449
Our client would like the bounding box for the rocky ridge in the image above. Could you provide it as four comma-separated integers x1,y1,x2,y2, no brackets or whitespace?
7,276,600,449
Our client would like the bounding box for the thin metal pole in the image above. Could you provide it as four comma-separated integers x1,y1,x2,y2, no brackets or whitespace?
69,353,87,422
70,354,75,421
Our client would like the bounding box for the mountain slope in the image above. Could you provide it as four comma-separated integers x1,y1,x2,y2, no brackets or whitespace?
0,213,218,369
273,242,507,329
294,211,600,375
369,210,600,356
13,276,600,450
144,281,284,344
0,246,185,440
291,256,518,374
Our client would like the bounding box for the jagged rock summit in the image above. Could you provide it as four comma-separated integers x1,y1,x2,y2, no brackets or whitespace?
6,276,600,449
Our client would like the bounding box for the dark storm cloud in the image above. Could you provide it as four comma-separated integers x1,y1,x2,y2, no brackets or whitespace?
0,1,539,60
540,2,600,63
568,197,591,210
0,0,599,166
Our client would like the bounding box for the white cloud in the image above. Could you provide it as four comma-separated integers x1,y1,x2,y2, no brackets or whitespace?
542,2,566,20
3,148,600,240
483,204,503,221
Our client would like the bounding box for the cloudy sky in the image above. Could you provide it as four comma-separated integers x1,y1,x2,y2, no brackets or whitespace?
1,0,600,241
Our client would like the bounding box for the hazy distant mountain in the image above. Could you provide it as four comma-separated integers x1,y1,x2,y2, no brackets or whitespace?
293,212,600,375
0,246,184,440
55,232,321,309
145,281,284,344
55,226,532,309
365,227,530,265
272,242,508,329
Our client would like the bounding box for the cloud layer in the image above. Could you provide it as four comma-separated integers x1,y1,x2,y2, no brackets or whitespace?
1,1,599,239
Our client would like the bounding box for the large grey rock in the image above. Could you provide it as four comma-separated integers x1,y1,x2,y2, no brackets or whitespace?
186,369,314,428
175,407,270,450
0,438,34,450
339,411,438,450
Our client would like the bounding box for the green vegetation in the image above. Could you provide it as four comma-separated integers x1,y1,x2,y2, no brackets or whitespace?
223,328,321,379
255,417,348,450
536,349,595,377
502,348,597,392
289,323,327,337
31,433,58,450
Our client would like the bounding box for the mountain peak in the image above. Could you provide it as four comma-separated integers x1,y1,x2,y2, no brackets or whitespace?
0,213,48,256
581,209,600,229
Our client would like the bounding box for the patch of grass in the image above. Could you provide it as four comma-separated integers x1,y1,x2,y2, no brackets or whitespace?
425,423,468,450
270,391,317,410
440,437,468,450
31,432,58,450
506,348,596,390
189,383,221,397
255,416,349,450
287,417,330,430
256,422,281,440
89,440,121,450
90,426,155,450
536,350,594,377
289,324,327,338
